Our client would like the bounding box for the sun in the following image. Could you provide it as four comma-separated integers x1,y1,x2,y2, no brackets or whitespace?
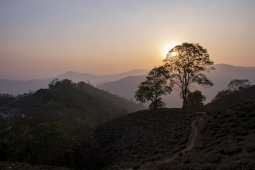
162,43,178,58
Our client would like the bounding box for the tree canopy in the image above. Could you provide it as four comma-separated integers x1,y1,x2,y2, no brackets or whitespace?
135,67,172,113
186,90,206,109
228,79,251,91
161,42,214,113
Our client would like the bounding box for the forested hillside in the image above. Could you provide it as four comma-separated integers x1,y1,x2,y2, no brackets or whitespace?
2,79,143,133
0,79,145,169
205,85,255,111
1,80,255,170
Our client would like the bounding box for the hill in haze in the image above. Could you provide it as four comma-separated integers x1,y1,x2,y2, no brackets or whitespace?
1,79,145,134
1,77,255,170
97,64,255,108
0,69,149,95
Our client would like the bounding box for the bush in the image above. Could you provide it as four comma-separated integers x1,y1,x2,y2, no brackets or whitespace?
246,112,255,117
220,159,255,170
245,143,255,153
235,136,244,141
221,146,242,155
228,117,233,122
237,113,246,118
238,130,248,136
242,117,250,122
196,163,216,170
231,122,238,128
132,163,141,169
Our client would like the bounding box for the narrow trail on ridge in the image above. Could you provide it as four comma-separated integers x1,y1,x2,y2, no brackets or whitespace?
124,116,204,170
155,116,204,164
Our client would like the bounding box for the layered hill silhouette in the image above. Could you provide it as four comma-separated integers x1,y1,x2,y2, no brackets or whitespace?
1,79,145,133
1,77,255,170
0,69,149,94
1,64,254,108
97,64,255,108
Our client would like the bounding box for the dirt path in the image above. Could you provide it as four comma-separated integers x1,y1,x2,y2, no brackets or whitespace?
124,116,204,170
181,116,203,153
155,116,204,163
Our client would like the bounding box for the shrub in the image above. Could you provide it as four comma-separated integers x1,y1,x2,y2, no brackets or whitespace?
238,130,248,136
183,157,191,164
245,143,255,153
221,146,242,155
196,163,216,170
235,136,244,141
231,122,238,128
212,114,218,119
237,113,246,118
242,117,250,122
220,159,255,170
246,112,255,117
230,128,237,134
228,117,233,122
132,163,141,169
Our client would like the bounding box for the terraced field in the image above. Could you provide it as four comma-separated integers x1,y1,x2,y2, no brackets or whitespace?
94,108,202,169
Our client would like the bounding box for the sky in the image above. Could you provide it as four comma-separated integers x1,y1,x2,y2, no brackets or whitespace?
0,0,255,80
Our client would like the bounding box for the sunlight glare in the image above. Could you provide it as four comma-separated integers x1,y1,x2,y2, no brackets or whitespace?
162,43,177,58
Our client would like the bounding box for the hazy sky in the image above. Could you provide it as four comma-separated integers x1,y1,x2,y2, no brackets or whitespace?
0,0,255,80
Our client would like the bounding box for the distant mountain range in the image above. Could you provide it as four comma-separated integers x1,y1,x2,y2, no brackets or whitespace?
1,64,255,108
97,64,255,108
0,69,149,95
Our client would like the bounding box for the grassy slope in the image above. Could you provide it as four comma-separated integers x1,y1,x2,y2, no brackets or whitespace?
93,108,202,169
92,86,255,170
140,101,255,170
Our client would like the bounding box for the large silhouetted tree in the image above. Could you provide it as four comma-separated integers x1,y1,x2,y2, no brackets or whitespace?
161,42,215,113
135,67,172,113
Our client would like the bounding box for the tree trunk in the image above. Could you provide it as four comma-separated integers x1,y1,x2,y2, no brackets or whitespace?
182,93,186,114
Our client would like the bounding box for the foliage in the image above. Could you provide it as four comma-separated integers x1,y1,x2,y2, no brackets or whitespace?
0,161,72,170
228,79,251,91
211,89,232,102
0,96,16,107
94,108,200,169
6,79,145,130
206,84,255,111
0,140,9,161
6,120,99,169
135,67,172,113
0,116,8,131
186,90,206,109
8,123,65,165
161,42,214,113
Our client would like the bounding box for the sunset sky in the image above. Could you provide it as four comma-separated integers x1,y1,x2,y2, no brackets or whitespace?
0,0,255,80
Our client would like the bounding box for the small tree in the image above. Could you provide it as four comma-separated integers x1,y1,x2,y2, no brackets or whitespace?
228,79,251,91
135,67,172,113
161,42,215,114
211,89,232,103
186,90,206,109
